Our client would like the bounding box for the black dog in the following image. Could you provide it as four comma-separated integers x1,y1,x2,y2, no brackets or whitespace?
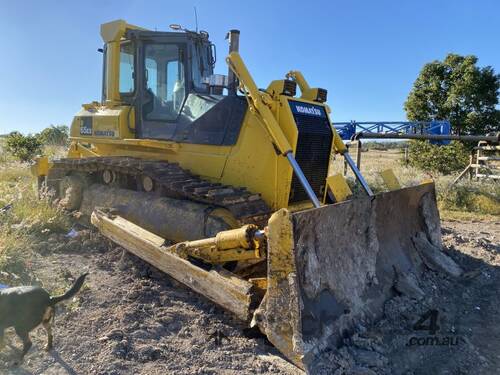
0,273,88,362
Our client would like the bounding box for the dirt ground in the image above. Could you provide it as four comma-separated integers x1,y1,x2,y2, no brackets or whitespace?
0,218,498,375
310,219,500,375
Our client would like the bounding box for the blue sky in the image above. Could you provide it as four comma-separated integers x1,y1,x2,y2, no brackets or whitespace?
0,0,498,134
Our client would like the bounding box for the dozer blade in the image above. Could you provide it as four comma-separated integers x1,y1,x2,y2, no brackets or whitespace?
254,182,442,371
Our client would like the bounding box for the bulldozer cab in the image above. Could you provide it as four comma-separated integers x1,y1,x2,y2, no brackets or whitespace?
101,21,245,143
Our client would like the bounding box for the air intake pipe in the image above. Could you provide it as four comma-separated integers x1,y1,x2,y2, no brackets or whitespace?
226,29,240,95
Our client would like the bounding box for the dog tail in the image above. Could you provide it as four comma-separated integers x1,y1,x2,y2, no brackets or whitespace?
50,273,88,305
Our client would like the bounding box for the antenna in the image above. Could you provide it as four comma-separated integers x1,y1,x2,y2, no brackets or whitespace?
194,6,199,32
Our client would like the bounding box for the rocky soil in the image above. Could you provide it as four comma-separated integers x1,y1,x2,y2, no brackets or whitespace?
0,219,498,375
310,220,500,375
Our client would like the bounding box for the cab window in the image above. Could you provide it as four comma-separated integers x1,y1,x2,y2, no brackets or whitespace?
144,44,185,121
119,43,135,94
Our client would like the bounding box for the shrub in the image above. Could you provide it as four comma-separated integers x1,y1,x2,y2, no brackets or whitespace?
38,125,69,146
363,141,406,151
406,140,469,175
0,165,71,285
5,132,43,162
438,183,500,215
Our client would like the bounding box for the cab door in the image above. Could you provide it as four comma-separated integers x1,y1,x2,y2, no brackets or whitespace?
132,32,189,140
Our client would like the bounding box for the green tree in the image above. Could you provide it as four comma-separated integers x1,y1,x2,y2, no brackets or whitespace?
404,54,499,135
38,125,69,145
5,132,43,162
406,140,469,174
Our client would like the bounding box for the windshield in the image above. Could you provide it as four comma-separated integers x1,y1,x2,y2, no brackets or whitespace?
144,44,185,121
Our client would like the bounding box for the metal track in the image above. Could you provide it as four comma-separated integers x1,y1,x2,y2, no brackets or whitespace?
49,157,271,226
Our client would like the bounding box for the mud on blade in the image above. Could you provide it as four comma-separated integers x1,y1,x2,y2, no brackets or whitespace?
255,182,442,371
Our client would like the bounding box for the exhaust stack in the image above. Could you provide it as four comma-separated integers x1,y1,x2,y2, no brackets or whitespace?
226,29,240,95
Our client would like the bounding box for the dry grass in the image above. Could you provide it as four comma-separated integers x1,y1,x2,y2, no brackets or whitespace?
331,148,499,220
0,146,70,282
43,144,67,159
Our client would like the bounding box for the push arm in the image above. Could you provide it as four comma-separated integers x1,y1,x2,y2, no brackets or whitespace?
226,52,321,207
226,52,293,155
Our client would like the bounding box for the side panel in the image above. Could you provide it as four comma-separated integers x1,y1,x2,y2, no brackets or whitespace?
70,106,135,140
221,96,300,210
221,112,280,209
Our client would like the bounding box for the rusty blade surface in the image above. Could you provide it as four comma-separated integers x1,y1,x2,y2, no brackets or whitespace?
258,183,441,371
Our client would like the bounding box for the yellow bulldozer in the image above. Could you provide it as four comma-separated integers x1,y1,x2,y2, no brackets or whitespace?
32,20,443,371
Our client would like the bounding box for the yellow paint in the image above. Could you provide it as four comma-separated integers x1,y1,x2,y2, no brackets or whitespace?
286,70,323,102
37,20,358,214
169,225,262,263
287,201,314,212
100,20,147,104
249,277,267,291
100,19,148,43
326,174,352,202
75,143,100,157
186,247,260,263
266,209,295,277
222,107,295,209
63,62,342,209
31,156,49,177
226,52,293,155
259,208,303,367
380,169,401,190
70,105,135,140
